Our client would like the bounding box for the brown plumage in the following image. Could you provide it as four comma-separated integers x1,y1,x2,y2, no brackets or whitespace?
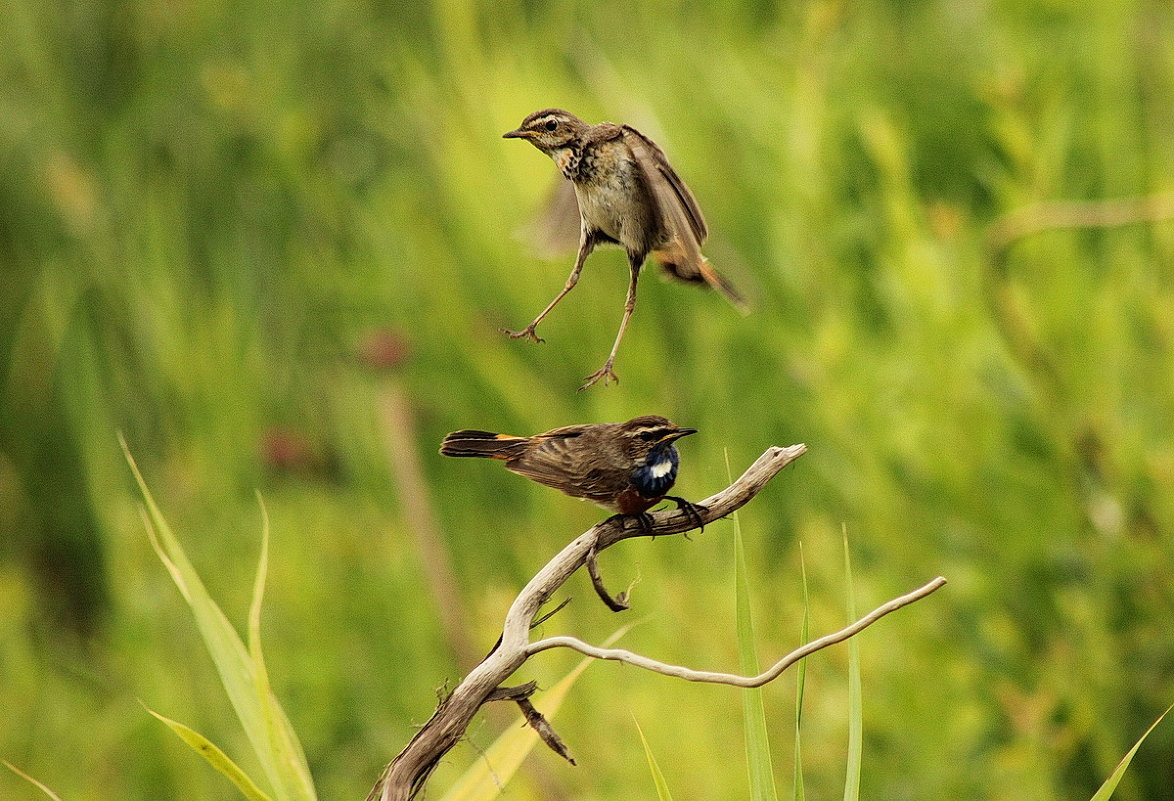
502,108,747,389
439,415,701,516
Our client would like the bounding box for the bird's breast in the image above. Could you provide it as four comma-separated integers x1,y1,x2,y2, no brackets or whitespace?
574,180,657,254
565,147,659,253
553,147,578,179
629,447,680,500
614,487,659,515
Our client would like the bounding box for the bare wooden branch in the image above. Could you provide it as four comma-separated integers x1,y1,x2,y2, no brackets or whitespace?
586,541,629,611
485,682,538,702
526,576,948,685
516,697,576,765
366,444,939,801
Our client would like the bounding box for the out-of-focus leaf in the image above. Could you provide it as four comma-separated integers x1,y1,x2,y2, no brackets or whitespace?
3,761,64,801
634,717,675,801
122,437,317,801
146,709,276,801
735,504,778,801
437,626,631,801
1088,705,1170,801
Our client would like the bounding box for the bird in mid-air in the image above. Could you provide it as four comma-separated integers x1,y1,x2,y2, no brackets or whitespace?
502,108,747,389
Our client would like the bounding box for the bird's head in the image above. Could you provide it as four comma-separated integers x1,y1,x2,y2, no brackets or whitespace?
503,108,589,154
621,416,697,497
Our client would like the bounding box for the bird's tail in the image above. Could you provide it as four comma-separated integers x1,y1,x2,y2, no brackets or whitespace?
653,247,749,314
439,430,530,459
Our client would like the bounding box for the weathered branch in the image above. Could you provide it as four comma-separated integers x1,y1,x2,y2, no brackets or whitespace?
586,542,629,611
526,576,948,685
516,697,576,765
366,444,939,801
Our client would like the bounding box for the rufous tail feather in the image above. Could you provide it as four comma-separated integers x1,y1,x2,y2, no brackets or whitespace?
654,249,749,313
439,431,529,459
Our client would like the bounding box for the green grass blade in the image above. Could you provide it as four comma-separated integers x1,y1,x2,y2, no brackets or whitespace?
1088,704,1171,801
3,761,64,801
146,709,277,801
843,531,862,801
249,494,319,801
730,452,778,801
437,625,632,801
121,436,316,801
634,717,675,801
793,545,809,801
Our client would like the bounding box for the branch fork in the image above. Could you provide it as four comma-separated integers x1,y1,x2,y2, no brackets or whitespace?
366,444,946,801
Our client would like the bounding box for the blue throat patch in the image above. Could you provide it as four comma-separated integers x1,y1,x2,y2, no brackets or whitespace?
631,443,680,498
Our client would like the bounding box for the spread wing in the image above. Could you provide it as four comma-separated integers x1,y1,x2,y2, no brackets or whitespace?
504,428,626,507
621,125,708,245
622,124,748,311
518,178,582,258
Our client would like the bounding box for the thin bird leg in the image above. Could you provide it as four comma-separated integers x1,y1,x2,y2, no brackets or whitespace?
580,255,641,389
504,230,596,343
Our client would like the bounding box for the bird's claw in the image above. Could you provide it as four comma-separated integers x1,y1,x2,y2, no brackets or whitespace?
503,326,545,343
580,363,619,390
664,496,707,533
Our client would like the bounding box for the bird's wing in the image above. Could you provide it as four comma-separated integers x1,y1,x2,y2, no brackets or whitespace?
505,429,625,506
622,125,748,311
518,178,582,258
621,125,708,244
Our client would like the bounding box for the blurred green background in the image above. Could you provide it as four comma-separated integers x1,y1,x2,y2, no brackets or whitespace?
2,0,1172,798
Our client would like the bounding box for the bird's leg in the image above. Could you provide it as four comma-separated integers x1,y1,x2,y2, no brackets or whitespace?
504,228,595,343
662,495,708,534
580,254,641,389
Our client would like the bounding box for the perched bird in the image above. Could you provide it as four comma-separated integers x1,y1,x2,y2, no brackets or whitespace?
439,415,704,523
502,108,747,389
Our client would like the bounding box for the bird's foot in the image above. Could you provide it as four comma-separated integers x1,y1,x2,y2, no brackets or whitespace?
607,511,654,534
580,361,619,390
663,496,708,534
502,324,545,343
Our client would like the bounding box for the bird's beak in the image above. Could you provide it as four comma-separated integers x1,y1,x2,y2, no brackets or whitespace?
502,127,528,139
664,428,698,443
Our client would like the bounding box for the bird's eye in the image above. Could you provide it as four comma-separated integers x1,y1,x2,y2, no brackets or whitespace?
639,430,661,442
544,119,558,132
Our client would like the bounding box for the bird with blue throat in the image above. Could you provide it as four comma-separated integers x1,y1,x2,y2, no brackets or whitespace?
439,415,705,530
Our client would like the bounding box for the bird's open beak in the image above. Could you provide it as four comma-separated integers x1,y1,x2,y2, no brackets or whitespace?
663,428,698,443
502,128,528,139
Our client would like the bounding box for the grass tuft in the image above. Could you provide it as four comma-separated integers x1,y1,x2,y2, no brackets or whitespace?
122,435,317,801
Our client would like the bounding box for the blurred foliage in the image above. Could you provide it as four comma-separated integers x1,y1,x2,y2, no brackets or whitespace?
1,0,1171,799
